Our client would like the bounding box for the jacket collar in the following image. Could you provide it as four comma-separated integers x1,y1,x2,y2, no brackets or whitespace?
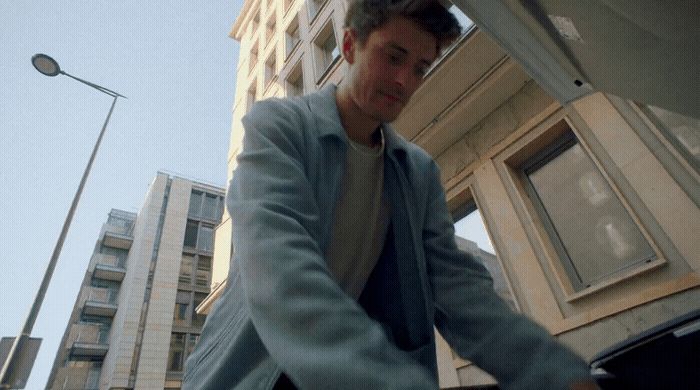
308,84,409,158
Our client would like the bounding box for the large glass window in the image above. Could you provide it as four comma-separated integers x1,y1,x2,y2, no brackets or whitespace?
198,225,214,252
313,22,340,81
86,367,101,390
168,333,186,372
286,60,304,97
202,193,219,220
522,132,657,290
188,191,203,217
184,221,199,248
174,290,190,327
265,52,277,89
285,16,301,59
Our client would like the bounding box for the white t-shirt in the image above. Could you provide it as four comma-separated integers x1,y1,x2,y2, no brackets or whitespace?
325,131,390,299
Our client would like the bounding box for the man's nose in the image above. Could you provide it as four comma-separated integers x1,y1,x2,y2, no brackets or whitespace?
393,65,413,89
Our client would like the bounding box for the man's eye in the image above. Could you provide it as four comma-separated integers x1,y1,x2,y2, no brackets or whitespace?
388,53,402,65
415,66,428,77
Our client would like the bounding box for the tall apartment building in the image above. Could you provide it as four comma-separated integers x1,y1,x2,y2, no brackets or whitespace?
203,0,699,388
46,172,225,390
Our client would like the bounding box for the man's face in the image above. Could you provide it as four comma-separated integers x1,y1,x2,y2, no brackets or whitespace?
344,16,438,123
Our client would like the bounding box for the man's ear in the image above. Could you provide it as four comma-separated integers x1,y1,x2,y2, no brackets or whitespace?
342,29,356,64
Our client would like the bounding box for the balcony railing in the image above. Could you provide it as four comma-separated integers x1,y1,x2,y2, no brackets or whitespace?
102,222,134,250
92,253,126,282
66,323,109,359
51,366,100,390
80,287,118,317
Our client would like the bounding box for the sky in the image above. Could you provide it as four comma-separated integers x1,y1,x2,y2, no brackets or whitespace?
0,1,244,388
0,1,492,388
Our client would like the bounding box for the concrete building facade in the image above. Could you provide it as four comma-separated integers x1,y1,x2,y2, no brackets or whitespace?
202,0,700,388
46,172,225,390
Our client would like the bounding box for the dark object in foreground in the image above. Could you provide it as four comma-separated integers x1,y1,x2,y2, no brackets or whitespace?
590,309,700,389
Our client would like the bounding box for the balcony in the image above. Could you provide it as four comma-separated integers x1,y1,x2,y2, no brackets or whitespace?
92,254,126,282
66,323,109,359
80,287,118,317
102,223,133,250
51,365,100,390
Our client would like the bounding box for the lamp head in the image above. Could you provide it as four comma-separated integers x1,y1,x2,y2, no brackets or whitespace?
32,54,61,77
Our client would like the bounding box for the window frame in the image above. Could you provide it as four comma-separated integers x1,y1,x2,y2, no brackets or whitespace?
312,19,341,84
284,14,301,61
285,59,304,97
519,130,659,291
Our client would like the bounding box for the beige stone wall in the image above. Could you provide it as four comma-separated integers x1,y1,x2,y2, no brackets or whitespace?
133,178,193,389
101,173,168,389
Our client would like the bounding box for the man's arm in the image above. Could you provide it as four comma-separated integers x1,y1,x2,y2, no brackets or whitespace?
422,160,593,389
228,100,436,389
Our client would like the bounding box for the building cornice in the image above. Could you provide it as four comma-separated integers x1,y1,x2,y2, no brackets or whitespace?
230,0,259,41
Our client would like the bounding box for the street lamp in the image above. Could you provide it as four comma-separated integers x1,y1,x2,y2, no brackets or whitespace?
0,54,126,389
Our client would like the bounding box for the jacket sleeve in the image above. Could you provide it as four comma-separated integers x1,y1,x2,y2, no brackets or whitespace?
422,160,591,389
228,100,437,389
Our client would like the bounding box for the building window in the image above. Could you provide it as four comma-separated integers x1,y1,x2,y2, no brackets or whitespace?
179,254,194,284
199,225,214,252
184,221,199,248
249,40,259,75
189,190,223,221
265,52,277,89
307,0,328,22
285,60,304,97
521,130,657,291
266,11,276,46
285,15,301,60
183,220,215,252
283,0,294,14
454,201,516,309
640,104,700,174
86,367,101,389
195,256,211,288
188,191,203,216
202,193,220,220
167,333,186,372
247,79,257,113
313,21,340,82
173,290,191,327
192,293,208,327
251,10,260,36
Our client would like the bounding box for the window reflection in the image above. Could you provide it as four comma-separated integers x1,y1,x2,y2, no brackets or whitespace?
524,132,656,289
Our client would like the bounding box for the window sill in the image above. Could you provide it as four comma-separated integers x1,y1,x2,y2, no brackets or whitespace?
307,0,330,26
564,257,666,303
315,54,342,86
284,40,302,63
264,75,279,95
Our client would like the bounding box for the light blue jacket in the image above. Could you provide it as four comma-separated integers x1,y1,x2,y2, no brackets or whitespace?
183,85,590,389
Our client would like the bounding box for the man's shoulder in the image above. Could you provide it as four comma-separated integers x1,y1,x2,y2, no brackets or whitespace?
246,95,312,126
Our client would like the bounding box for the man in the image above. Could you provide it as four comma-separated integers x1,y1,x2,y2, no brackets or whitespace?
184,1,596,389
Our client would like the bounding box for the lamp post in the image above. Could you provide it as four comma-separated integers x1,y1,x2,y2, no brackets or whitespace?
0,54,126,389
